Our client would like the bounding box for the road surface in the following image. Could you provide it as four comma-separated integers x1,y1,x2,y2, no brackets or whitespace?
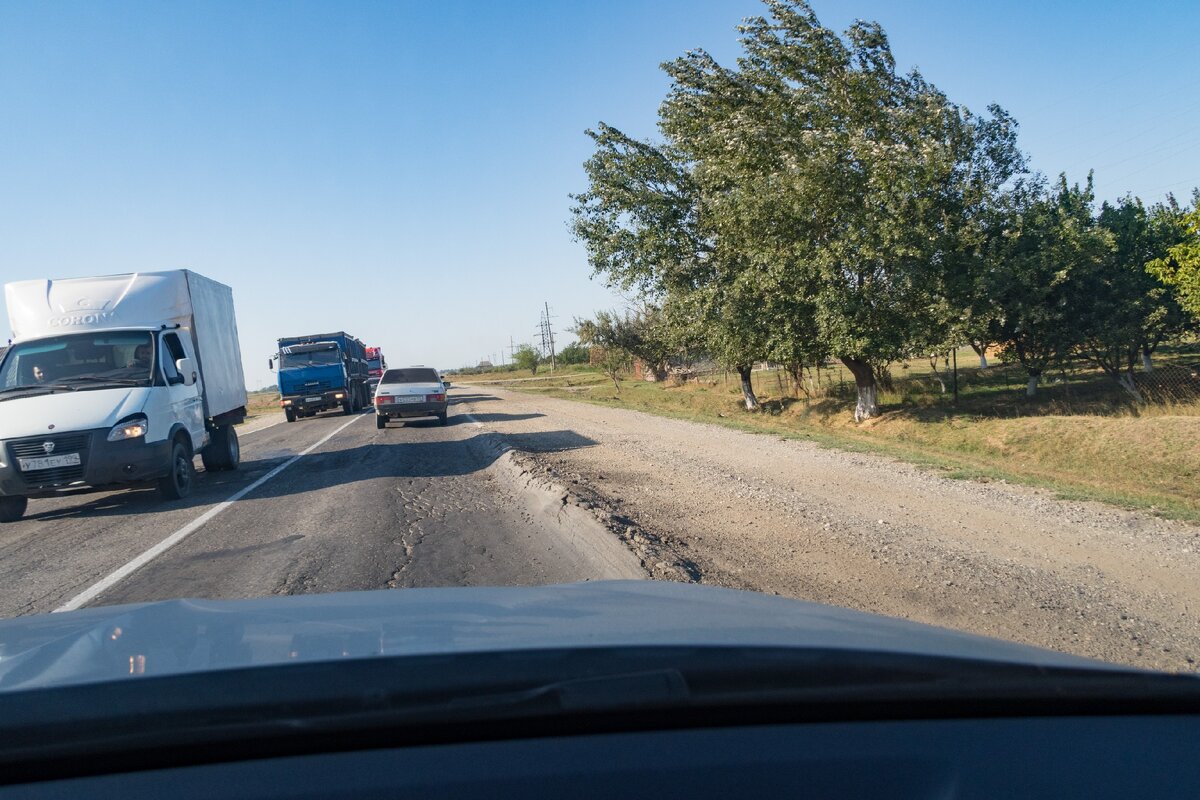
0,390,642,617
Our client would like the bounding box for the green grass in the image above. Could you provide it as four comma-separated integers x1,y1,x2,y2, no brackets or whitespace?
486,345,1200,521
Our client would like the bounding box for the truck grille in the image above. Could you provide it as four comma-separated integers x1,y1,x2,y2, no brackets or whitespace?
287,380,332,393
6,433,91,487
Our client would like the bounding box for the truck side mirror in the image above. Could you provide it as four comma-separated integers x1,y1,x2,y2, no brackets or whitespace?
268,358,274,371
176,358,197,386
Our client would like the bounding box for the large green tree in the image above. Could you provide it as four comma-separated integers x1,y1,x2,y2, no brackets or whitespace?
572,0,1022,421
991,176,1113,397
658,1,1022,420
1076,197,1193,399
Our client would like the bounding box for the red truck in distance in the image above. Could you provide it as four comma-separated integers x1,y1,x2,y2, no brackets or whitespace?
366,347,386,378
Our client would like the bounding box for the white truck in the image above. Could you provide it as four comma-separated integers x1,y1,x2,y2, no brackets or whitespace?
0,270,248,522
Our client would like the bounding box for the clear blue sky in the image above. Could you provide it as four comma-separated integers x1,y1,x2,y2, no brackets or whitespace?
2,0,1196,389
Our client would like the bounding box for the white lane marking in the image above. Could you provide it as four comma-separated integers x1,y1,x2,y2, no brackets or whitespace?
54,414,365,613
464,412,484,429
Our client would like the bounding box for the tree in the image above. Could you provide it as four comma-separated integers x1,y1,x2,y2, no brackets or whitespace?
573,307,676,393
512,344,540,375
991,175,1113,397
1071,197,1194,399
658,1,1022,421
1147,204,1200,323
558,341,591,365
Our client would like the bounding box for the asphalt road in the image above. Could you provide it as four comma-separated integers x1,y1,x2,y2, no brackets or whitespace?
0,390,643,617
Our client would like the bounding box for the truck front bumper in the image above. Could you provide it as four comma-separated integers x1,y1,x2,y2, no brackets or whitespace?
0,430,172,497
282,391,350,414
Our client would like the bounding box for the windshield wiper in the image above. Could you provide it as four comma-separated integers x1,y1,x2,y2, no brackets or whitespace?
0,384,79,400
58,376,145,386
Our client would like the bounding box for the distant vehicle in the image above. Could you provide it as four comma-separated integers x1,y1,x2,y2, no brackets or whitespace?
365,346,386,378
374,367,448,428
368,376,381,397
0,270,248,522
271,332,369,422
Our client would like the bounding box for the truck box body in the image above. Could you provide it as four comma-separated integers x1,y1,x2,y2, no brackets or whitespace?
4,271,247,420
275,332,370,419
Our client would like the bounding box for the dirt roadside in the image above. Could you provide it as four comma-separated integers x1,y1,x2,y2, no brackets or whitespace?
456,386,1200,672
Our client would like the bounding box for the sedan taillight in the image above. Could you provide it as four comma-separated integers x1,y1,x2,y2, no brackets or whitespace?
375,395,391,404
426,393,446,402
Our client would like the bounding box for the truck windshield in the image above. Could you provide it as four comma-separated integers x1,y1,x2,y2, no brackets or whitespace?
280,346,340,368
0,332,155,391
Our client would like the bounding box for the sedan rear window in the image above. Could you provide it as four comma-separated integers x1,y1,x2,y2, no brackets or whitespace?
381,368,440,384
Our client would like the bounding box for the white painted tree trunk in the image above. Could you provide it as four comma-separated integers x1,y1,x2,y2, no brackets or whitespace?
1141,350,1153,372
1117,372,1143,402
1026,374,1039,397
737,366,760,411
841,357,880,422
854,383,878,422
978,352,989,370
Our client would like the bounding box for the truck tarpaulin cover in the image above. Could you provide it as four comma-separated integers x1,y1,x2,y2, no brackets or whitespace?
4,270,248,419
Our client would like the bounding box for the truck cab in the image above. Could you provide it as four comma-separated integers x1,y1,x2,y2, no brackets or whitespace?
273,332,369,422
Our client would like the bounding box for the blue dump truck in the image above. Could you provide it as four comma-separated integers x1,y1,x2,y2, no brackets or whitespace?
272,332,370,422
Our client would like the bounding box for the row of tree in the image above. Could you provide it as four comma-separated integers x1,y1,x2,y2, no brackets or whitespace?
569,0,1200,419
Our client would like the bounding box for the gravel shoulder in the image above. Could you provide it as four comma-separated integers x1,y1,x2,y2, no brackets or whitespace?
458,387,1200,671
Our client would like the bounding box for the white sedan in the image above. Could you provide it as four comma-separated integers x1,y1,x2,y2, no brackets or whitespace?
373,367,449,429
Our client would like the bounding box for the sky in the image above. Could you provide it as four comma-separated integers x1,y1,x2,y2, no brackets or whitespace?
1,0,1197,390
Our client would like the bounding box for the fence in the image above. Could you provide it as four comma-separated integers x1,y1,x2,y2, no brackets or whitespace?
669,347,1200,412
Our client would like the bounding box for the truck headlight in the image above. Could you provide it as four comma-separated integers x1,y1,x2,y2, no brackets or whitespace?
108,417,148,442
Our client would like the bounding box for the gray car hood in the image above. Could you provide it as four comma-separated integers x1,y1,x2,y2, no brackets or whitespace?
0,581,1121,692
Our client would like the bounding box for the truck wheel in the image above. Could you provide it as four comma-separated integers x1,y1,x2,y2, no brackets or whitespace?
376,414,387,430
343,399,353,415
158,439,195,500
285,408,296,423
202,425,240,472
0,496,27,524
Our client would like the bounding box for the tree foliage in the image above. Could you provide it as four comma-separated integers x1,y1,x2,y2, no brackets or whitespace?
512,344,540,375
572,307,676,392
1148,206,1200,322
557,341,591,365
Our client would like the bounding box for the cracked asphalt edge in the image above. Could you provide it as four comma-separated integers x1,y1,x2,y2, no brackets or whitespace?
461,432,685,582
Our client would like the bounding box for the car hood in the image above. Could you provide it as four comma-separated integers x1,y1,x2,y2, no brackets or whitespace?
0,387,150,440
0,582,1122,692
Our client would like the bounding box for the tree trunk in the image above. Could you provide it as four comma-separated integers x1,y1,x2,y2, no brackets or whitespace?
970,341,989,370
1141,349,1153,372
928,355,945,394
736,364,760,411
1025,372,1039,398
1117,371,1144,402
840,357,879,421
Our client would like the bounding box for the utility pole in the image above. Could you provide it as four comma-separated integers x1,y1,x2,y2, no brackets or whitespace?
538,302,557,372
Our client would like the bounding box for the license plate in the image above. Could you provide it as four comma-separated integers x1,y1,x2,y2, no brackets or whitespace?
18,453,81,471
397,395,423,404
305,396,322,403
